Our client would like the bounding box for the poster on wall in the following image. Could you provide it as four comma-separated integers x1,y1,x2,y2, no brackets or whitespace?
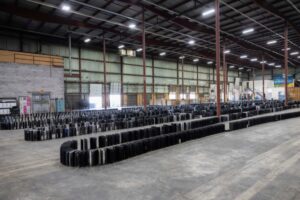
274,75,294,87
19,96,31,114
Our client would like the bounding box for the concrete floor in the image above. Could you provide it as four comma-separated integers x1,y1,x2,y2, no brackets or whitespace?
1,114,300,200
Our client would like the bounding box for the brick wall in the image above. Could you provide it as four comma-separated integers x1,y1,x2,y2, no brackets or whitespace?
0,62,64,98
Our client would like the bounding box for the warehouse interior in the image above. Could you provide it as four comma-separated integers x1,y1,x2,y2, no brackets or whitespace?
0,0,300,199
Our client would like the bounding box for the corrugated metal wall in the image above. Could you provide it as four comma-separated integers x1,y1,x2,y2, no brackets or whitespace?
0,33,250,108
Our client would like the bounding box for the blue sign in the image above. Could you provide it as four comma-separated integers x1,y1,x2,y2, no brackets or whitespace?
274,74,294,87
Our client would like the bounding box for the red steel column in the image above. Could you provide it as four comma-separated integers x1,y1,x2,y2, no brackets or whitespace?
284,24,288,106
103,38,107,110
151,55,155,105
262,55,265,101
252,69,255,100
78,46,82,96
142,9,147,110
120,56,124,106
215,0,221,118
181,58,184,99
222,46,227,102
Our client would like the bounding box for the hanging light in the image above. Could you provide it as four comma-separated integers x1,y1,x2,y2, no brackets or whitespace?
224,50,230,54
202,8,215,17
128,23,136,29
266,40,277,45
242,28,254,34
61,4,71,12
84,38,91,43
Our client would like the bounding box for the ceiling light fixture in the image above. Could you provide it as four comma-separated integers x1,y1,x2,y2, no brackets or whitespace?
229,65,235,69
224,50,230,54
267,40,277,45
179,56,185,59
202,8,215,16
290,51,299,55
207,61,213,64
240,55,247,59
136,48,142,52
128,23,136,29
250,58,257,62
84,38,91,43
188,40,195,45
159,52,166,56
242,28,254,34
260,60,267,64
193,58,199,62
268,63,275,66
61,4,71,12
118,44,125,49
281,48,291,51
275,65,281,68
238,67,244,70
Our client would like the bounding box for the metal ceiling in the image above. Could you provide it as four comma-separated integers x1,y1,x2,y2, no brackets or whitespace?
0,0,300,70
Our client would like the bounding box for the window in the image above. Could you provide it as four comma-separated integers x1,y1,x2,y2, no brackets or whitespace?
169,92,176,100
89,96,102,109
180,94,186,100
110,94,121,108
190,92,196,99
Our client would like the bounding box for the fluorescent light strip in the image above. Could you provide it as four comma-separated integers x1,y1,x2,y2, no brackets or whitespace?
267,40,277,45
207,61,213,64
128,23,136,29
238,67,244,70
242,28,254,34
240,55,247,59
275,65,281,68
179,56,185,59
118,44,125,49
84,38,91,43
61,4,71,11
224,50,230,54
290,51,299,55
188,40,195,45
268,63,275,66
136,48,142,52
202,9,215,16
250,58,257,62
159,52,166,56
229,65,235,69
193,58,199,62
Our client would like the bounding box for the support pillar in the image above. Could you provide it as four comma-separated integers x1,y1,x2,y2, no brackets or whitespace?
215,0,221,118
120,56,124,106
262,55,265,101
78,46,82,96
151,55,155,105
142,9,147,110
252,69,255,100
181,58,184,101
284,24,289,106
103,38,107,110
68,33,72,75
222,46,227,102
